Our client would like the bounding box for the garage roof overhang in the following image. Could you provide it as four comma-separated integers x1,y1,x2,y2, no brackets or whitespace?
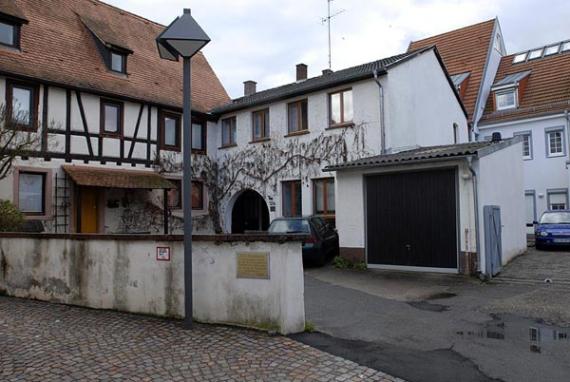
63,165,175,189
324,138,520,172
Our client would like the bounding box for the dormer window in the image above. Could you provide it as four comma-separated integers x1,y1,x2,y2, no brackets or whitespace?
495,89,517,110
110,51,127,73
81,16,133,75
0,20,17,47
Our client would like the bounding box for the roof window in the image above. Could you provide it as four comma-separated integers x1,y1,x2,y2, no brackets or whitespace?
528,48,543,60
513,53,527,64
562,41,570,52
545,44,560,56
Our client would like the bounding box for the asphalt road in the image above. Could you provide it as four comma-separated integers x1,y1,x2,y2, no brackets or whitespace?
297,257,570,382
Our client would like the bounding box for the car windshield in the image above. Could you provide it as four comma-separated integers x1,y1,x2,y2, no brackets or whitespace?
540,212,570,224
269,219,310,234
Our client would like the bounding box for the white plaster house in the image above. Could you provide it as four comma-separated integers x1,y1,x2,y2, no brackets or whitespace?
0,0,229,234
209,46,469,233
326,138,527,277
478,41,570,230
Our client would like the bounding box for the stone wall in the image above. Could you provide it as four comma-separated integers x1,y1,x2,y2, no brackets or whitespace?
0,233,306,334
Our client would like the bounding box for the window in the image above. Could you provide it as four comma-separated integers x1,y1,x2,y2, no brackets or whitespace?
0,20,19,48
167,179,182,209
545,44,560,56
221,117,237,147
282,180,302,217
525,191,536,225
528,48,543,60
6,80,38,130
287,99,308,134
252,109,270,141
546,128,565,157
513,53,527,64
495,89,517,110
100,100,123,136
18,172,46,215
547,189,568,211
110,51,126,73
159,111,181,151
313,178,335,215
329,89,353,127
563,42,570,52
192,122,207,153
514,132,532,159
192,181,204,210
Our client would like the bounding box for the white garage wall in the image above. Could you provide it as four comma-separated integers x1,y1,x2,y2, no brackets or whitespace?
334,160,477,263
476,140,527,269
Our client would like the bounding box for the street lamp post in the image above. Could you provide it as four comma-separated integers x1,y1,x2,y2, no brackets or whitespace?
156,8,210,329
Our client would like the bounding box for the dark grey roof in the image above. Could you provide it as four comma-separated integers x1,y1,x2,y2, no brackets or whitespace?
211,47,435,115
324,140,512,171
492,70,532,88
450,72,470,87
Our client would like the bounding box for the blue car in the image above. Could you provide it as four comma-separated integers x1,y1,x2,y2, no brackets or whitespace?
534,210,570,249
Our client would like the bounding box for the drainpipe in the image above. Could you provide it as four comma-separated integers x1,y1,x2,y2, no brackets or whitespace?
374,69,386,154
467,156,482,278
565,110,570,168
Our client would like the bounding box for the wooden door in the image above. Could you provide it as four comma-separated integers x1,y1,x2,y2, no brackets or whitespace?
365,168,458,269
80,188,99,234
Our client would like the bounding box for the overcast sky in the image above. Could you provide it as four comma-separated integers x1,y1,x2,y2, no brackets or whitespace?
105,0,570,98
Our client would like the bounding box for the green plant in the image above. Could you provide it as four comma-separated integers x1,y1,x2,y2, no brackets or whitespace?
304,321,315,333
332,256,367,271
0,200,24,232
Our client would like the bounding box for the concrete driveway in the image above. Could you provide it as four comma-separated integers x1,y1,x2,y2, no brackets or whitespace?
294,251,570,382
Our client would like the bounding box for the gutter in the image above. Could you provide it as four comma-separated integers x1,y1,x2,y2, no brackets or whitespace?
374,69,387,154
467,156,482,278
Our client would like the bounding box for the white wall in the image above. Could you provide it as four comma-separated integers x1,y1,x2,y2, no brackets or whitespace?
476,141,527,268
480,114,569,221
0,235,305,334
385,49,469,150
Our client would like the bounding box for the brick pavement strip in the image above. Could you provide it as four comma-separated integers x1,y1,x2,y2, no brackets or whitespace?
0,297,401,382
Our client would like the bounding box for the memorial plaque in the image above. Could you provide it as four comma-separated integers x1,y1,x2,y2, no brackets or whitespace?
236,252,270,279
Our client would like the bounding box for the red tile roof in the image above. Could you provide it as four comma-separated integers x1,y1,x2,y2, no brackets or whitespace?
408,19,496,122
480,49,570,125
0,0,229,113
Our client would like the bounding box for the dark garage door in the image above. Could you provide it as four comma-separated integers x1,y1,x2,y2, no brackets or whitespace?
366,168,458,269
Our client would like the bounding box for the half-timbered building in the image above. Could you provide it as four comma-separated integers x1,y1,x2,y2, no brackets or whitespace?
0,0,229,234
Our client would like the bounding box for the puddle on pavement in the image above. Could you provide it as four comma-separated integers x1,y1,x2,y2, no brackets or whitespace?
455,314,570,355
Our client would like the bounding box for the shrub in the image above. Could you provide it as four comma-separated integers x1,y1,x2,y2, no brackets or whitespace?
332,256,367,271
0,200,24,232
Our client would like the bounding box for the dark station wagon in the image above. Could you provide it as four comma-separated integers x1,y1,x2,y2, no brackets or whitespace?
268,216,339,266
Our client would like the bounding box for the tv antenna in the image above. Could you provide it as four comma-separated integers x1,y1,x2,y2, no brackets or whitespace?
321,0,346,70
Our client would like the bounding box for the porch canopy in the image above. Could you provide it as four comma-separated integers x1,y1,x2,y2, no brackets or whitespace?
62,165,175,189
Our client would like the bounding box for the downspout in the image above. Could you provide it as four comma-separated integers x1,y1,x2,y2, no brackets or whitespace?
374,69,386,154
566,110,570,168
467,156,482,278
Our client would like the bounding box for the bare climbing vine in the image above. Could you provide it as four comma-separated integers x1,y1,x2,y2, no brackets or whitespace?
156,123,371,233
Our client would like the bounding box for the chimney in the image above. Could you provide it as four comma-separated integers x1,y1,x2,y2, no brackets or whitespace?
244,80,257,96
322,68,333,75
491,132,502,142
296,63,308,81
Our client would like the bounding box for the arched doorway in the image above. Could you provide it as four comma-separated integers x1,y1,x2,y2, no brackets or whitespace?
231,190,270,233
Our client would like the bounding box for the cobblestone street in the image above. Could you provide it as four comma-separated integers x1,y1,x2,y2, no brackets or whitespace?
0,297,400,382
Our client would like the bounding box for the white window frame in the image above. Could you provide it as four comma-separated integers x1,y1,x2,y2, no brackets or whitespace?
545,44,560,56
514,131,532,160
547,189,569,211
545,127,566,158
495,88,517,111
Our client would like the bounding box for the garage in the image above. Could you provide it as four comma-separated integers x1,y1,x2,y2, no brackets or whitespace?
326,140,528,276
365,168,458,270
